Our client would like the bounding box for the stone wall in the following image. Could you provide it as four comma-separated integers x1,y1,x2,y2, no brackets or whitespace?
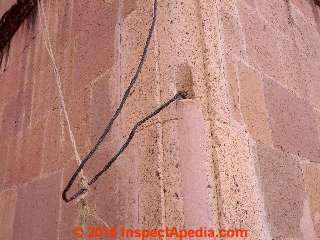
0,0,319,240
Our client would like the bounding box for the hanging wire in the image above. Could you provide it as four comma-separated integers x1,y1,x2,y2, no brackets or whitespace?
62,0,187,202
63,91,187,202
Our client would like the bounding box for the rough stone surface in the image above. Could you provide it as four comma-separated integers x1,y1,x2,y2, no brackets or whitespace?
1,0,320,239
238,62,272,145
0,189,17,240
263,77,320,162
12,173,61,240
255,143,305,239
237,1,285,84
72,0,118,92
177,100,212,228
301,162,320,238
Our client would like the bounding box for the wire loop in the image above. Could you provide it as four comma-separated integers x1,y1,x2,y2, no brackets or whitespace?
63,92,186,202
62,0,185,202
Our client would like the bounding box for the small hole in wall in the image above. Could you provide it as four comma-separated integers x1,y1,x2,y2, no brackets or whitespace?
175,63,195,99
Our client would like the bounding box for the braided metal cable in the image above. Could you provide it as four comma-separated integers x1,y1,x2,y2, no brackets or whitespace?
62,0,186,202
63,92,186,202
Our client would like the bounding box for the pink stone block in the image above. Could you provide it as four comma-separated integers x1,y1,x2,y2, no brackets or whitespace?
263,77,320,162
255,0,291,33
0,189,17,240
177,100,211,228
4,119,45,187
122,0,137,18
1,92,24,139
291,0,316,23
67,87,91,157
255,143,304,239
301,162,320,238
225,56,242,122
90,143,121,228
89,73,115,143
59,162,84,240
12,173,61,240
278,34,308,97
220,7,246,59
2,138,21,189
42,110,63,174
237,2,285,85
0,142,9,191
0,61,24,103
238,62,273,144
72,0,118,91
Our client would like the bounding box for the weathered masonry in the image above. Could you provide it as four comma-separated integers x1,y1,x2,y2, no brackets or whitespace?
0,1,320,240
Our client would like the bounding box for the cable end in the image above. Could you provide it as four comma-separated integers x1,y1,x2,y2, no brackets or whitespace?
177,91,188,99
